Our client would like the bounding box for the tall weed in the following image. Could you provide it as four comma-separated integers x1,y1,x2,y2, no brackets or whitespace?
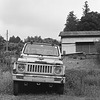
65,69,100,97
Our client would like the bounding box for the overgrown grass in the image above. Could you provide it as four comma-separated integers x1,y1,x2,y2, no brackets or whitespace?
1,66,100,97
0,52,16,95
0,70,13,94
1,54,100,97
65,69,100,97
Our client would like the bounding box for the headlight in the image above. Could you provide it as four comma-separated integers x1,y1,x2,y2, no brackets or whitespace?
54,66,62,74
17,64,26,72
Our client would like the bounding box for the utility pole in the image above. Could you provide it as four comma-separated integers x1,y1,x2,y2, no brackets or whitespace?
6,30,8,52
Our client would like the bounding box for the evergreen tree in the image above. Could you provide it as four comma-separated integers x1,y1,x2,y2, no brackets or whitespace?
0,36,5,50
15,36,21,43
63,1,100,31
9,36,22,43
9,36,16,43
77,12,100,31
63,11,79,31
83,1,90,16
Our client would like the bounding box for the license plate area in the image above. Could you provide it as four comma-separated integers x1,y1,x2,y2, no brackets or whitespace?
16,76,24,79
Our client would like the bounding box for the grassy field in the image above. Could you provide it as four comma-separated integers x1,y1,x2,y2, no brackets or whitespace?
63,54,100,97
0,54,100,99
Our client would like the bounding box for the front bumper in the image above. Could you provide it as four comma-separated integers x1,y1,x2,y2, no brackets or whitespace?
13,74,65,84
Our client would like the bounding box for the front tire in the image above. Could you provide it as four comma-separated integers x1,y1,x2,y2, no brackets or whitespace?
13,81,19,96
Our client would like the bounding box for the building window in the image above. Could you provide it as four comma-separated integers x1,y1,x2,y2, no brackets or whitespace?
76,42,96,54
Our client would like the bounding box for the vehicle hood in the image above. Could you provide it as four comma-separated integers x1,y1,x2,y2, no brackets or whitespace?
17,56,63,65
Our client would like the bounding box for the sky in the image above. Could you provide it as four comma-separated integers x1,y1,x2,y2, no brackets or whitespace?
0,0,100,41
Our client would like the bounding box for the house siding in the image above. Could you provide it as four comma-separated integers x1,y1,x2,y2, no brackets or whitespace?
59,31,100,54
62,37,100,43
62,43,76,54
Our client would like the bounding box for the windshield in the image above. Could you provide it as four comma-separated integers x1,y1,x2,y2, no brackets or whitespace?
23,43,59,56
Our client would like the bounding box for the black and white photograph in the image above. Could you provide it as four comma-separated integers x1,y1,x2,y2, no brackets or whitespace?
0,0,100,100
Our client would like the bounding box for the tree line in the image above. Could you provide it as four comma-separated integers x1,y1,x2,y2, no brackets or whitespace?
63,1,100,31
0,35,60,55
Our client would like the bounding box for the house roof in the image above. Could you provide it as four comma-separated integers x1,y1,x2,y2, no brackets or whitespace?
59,31,100,37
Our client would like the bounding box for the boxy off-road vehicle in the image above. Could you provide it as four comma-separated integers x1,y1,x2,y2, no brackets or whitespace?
12,42,65,95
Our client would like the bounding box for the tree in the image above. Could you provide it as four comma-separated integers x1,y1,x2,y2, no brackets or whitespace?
0,36,5,50
24,36,60,45
33,36,43,43
63,1,100,31
24,36,31,42
15,36,21,43
9,36,16,43
77,1,100,31
43,38,60,45
24,36,43,43
9,36,22,43
63,11,79,31
0,36,5,43
83,1,90,16
77,12,100,31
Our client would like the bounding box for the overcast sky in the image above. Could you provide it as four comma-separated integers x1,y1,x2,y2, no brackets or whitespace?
0,0,100,41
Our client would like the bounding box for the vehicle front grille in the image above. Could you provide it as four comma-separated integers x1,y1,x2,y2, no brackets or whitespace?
27,64,53,74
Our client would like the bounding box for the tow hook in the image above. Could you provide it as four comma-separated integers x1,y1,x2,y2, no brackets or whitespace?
24,82,28,86
49,84,53,88
37,83,41,85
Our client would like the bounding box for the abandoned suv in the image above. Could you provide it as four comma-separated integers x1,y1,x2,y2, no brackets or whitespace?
12,42,65,95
